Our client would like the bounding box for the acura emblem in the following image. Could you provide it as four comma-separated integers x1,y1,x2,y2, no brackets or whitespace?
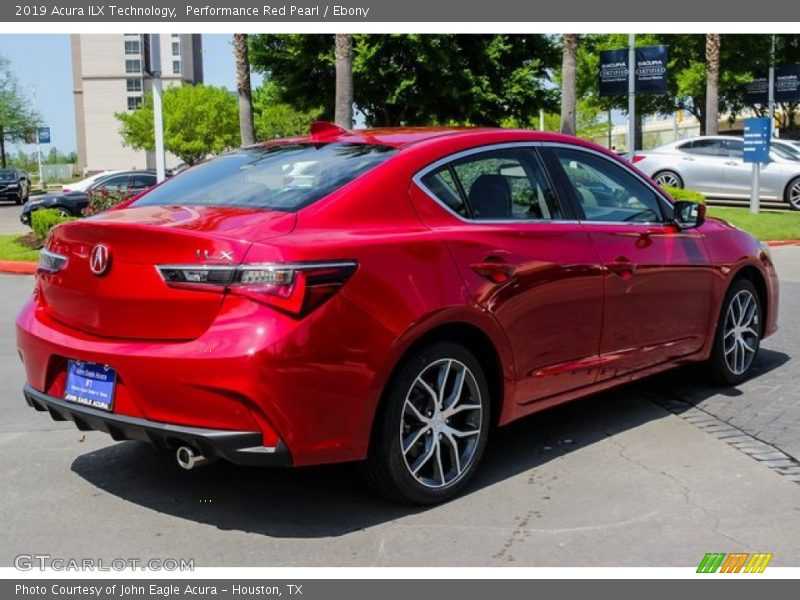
89,244,111,276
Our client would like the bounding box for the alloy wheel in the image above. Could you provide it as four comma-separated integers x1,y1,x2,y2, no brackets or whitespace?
655,172,681,188
790,180,800,210
723,289,760,376
400,358,483,489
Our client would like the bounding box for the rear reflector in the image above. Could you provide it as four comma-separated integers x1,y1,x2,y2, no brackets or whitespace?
157,261,357,317
632,154,646,164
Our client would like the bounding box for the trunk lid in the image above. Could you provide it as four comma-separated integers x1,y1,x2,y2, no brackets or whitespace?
39,205,295,340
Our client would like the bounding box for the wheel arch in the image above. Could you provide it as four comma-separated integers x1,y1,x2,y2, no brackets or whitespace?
730,263,769,338
365,316,514,455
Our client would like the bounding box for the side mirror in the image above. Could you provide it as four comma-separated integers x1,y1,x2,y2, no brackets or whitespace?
672,200,706,229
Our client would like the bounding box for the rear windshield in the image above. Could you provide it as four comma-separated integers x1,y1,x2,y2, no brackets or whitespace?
132,143,397,212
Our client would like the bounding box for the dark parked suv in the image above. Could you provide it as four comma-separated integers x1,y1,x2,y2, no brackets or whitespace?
21,170,158,225
0,168,31,204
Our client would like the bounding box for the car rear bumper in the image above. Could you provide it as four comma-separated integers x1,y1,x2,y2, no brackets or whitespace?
23,383,292,466
17,290,398,466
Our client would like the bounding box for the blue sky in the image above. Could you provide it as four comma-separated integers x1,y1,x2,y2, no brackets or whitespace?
0,34,261,155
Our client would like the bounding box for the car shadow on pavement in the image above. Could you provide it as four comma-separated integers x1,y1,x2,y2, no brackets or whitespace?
69,349,790,539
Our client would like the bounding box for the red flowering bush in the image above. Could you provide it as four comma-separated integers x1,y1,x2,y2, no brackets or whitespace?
84,187,135,216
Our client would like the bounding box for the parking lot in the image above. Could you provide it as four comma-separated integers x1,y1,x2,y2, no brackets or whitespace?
0,245,798,567
0,202,28,236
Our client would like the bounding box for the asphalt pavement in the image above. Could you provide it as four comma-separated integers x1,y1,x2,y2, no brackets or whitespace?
1,248,799,567
0,202,29,236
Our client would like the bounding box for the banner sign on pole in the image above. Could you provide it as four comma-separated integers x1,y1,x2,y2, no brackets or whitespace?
37,126,50,144
598,45,668,97
599,49,629,97
775,65,800,102
745,65,800,104
743,117,771,163
634,45,669,94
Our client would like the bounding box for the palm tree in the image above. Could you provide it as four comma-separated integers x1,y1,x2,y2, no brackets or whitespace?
334,34,354,129
705,34,721,136
560,34,578,136
233,33,255,146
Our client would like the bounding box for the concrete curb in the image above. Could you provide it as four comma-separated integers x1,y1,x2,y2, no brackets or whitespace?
766,240,800,247
0,261,37,275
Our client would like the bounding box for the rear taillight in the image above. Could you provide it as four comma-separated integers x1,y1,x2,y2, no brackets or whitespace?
632,154,646,164
38,248,68,273
157,261,357,317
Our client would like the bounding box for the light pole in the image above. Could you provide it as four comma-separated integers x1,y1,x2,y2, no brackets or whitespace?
627,34,636,160
768,34,776,137
147,34,166,183
31,86,44,189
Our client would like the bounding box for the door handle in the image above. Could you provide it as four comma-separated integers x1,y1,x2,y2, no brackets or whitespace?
607,257,636,280
682,156,695,161
470,256,516,284
724,161,739,166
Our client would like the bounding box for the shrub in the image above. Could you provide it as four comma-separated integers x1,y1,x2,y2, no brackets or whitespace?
85,188,134,216
661,185,706,204
31,209,76,241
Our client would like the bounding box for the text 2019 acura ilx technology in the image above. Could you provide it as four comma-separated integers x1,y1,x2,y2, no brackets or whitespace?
16,124,778,504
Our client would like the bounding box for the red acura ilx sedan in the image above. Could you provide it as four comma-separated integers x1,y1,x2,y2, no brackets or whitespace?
17,124,778,504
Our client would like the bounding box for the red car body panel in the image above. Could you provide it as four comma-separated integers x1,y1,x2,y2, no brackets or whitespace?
16,128,779,467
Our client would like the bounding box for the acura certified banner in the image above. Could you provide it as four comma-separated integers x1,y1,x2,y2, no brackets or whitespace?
745,65,800,104
598,45,668,97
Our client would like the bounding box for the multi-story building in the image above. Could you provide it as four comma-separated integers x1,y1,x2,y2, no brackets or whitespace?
71,34,203,174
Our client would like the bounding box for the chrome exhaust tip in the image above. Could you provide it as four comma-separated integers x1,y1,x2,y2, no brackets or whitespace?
176,445,206,470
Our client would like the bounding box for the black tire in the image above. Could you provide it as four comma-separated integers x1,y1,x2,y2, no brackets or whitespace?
709,278,762,385
785,176,800,211
652,170,684,189
363,341,491,505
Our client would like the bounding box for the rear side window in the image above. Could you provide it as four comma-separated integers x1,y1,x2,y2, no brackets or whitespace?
95,175,132,191
420,147,563,221
133,143,397,212
682,139,726,156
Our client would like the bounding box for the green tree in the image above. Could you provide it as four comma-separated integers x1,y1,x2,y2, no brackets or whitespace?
0,56,41,168
233,33,256,146
248,34,559,127
116,84,239,166
252,82,323,139
560,34,579,135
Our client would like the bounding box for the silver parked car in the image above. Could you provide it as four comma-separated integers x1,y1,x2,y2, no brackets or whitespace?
634,135,800,210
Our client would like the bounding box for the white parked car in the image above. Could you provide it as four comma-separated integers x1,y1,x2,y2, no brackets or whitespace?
634,136,800,210
62,170,126,193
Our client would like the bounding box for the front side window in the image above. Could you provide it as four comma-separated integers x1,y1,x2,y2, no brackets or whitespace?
132,143,397,212
132,174,156,188
724,139,744,158
552,148,665,223
421,147,562,221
